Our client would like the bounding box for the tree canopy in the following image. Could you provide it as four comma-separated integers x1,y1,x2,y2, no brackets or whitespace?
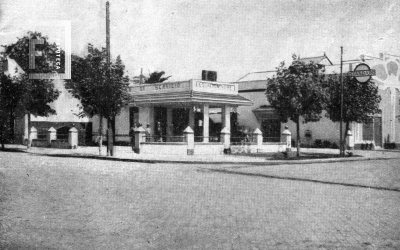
66,46,130,119
1,31,61,148
266,54,329,156
325,75,381,136
145,71,171,84
65,44,130,156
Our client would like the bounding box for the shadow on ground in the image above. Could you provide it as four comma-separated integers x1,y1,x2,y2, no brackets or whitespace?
201,168,400,193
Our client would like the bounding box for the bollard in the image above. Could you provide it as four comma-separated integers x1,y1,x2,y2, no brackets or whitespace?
69,127,78,149
183,126,194,155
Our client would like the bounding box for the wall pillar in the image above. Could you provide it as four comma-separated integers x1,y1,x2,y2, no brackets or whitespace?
47,127,57,146
253,128,263,153
203,104,209,143
166,108,173,142
183,126,194,155
221,105,231,133
347,129,354,150
69,127,78,149
134,127,146,153
282,126,291,152
30,126,38,141
220,127,230,154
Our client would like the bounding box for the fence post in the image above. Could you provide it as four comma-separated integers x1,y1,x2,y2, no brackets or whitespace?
282,126,291,152
134,127,146,153
346,129,354,150
220,127,231,154
183,126,194,155
47,127,56,146
69,127,78,149
29,126,37,146
253,128,263,153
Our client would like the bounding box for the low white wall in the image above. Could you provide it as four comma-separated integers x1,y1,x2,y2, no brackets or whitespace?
231,142,286,154
139,142,225,155
140,143,188,155
194,143,224,155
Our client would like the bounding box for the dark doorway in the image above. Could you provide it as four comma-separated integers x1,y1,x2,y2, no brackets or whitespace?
261,119,281,142
154,107,167,141
129,107,139,128
173,108,189,135
362,117,382,146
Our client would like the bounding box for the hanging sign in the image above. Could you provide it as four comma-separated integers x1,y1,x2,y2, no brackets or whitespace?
347,63,376,83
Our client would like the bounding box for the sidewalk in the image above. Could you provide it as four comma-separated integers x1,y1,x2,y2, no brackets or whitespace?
5,144,400,165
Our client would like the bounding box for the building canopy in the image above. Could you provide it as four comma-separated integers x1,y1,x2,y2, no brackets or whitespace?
129,79,252,107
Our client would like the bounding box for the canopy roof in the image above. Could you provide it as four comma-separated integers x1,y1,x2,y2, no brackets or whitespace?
129,79,252,107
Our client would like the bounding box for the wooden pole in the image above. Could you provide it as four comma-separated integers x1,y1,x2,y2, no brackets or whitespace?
106,1,114,156
340,46,344,157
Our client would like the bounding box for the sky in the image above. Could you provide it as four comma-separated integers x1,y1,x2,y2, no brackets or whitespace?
1,0,399,82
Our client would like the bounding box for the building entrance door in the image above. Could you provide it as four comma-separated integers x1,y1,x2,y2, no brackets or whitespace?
362,117,382,147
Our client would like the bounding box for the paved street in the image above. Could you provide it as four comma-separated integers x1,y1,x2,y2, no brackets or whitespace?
1,151,400,249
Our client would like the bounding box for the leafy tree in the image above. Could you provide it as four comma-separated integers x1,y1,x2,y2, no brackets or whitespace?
1,31,60,148
65,44,130,156
266,54,329,157
325,75,381,149
145,71,171,84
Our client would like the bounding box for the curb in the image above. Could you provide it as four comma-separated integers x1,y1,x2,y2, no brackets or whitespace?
20,150,400,165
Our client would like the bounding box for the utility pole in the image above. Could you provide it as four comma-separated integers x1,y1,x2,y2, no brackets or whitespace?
106,1,114,156
340,46,344,157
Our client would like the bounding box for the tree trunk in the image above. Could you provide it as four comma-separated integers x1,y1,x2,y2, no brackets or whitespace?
1,124,4,150
296,117,300,157
27,113,31,149
98,115,103,156
107,117,114,156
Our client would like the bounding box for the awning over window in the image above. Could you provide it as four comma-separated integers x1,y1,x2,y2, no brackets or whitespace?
252,106,279,119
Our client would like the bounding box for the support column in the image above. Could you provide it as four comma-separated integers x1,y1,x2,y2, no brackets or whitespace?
149,106,155,136
221,105,231,133
166,108,173,142
188,106,195,130
203,104,209,143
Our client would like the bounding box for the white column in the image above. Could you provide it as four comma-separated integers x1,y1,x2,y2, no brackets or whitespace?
221,105,231,133
166,108,173,141
24,114,29,141
149,106,155,135
188,106,195,129
203,104,209,143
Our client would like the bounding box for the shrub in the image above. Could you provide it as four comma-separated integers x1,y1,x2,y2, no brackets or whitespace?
331,142,339,149
313,139,322,148
322,140,332,148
